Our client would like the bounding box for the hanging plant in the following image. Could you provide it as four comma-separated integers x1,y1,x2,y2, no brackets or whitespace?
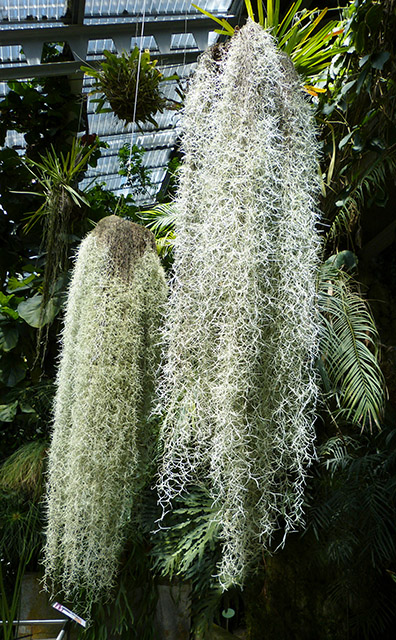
82,47,180,127
157,20,321,589
43,215,167,609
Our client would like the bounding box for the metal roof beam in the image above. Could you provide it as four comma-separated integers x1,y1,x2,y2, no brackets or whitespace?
0,51,199,80
0,16,237,70
0,17,235,47
71,0,86,25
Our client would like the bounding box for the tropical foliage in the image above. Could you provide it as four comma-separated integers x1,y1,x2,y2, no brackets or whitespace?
0,441,45,640
193,0,346,83
18,139,98,354
318,256,386,431
319,0,396,249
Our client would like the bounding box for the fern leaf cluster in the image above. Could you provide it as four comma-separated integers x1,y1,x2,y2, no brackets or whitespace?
157,21,321,588
318,261,386,430
43,215,167,608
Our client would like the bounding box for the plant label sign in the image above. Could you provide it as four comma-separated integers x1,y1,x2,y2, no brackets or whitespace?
52,602,86,627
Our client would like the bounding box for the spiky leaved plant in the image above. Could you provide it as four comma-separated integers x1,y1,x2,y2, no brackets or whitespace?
157,20,321,589
44,215,167,609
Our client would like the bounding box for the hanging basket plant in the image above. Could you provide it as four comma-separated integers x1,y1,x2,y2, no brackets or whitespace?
82,47,179,127
157,20,322,589
43,215,167,610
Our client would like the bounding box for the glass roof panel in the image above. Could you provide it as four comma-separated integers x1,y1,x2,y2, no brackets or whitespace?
1,0,242,203
0,0,67,24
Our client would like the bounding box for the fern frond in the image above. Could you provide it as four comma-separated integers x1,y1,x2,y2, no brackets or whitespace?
318,261,386,431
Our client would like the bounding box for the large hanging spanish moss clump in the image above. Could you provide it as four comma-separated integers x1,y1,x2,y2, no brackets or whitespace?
157,21,321,588
44,215,167,607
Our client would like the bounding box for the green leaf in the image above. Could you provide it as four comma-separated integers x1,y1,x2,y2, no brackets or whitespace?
192,4,235,34
0,322,19,352
0,292,13,306
355,22,369,53
341,79,357,96
17,294,62,328
222,608,235,619
0,401,18,422
19,401,37,415
325,250,357,272
7,274,36,292
322,102,336,116
0,355,27,387
364,4,383,32
339,131,354,149
371,51,390,70
356,66,369,94
0,307,19,320
359,54,370,68
352,132,364,153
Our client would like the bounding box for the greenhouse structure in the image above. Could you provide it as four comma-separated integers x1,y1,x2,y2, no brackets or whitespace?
0,1,395,639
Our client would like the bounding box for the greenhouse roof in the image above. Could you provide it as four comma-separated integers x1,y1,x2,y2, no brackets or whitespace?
0,0,243,200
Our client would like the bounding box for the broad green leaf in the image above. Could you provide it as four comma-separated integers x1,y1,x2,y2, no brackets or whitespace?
0,322,19,352
355,21,369,53
0,292,13,306
0,355,27,387
339,131,354,149
356,66,369,94
19,401,37,414
364,4,383,31
7,274,36,292
341,79,357,95
17,294,62,328
0,307,19,320
371,51,390,70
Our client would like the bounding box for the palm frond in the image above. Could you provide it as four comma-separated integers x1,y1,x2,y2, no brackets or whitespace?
139,203,177,234
318,260,386,431
193,1,346,82
139,203,176,258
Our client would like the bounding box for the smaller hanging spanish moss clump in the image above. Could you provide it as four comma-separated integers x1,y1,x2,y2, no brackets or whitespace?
44,215,167,609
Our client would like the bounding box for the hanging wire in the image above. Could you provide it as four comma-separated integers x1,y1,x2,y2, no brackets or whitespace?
183,9,188,67
112,0,146,214
126,0,147,178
